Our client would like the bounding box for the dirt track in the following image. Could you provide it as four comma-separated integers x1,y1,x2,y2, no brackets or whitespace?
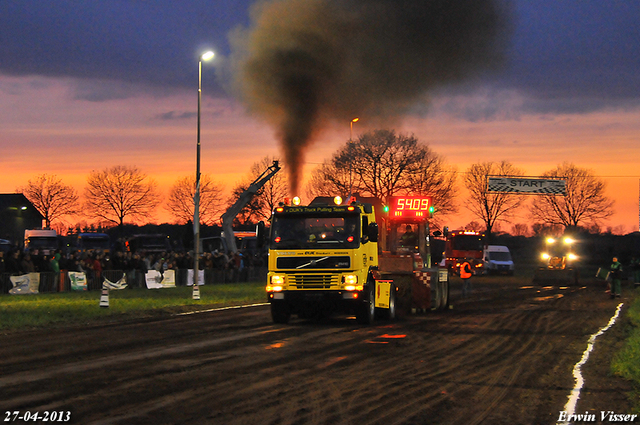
0,277,634,425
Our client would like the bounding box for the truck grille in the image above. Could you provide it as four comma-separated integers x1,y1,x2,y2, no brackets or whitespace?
290,274,340,289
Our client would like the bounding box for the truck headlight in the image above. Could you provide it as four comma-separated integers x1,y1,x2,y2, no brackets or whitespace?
342,275,358,285
567,253,578,261
271,275,284,285
541,253,550,260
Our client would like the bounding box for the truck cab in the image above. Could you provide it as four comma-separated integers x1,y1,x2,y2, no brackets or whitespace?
265,195,449,324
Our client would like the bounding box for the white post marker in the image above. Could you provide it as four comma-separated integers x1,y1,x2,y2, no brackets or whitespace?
557,303,624,425
99,288,109,308
192,284,200,300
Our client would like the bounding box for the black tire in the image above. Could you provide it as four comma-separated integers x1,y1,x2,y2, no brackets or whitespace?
432,278,441,310
356,284,375,325
271,301,290,324
441,280,450,310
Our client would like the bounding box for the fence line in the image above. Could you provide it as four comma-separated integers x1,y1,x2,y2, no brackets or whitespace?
0,267,268,294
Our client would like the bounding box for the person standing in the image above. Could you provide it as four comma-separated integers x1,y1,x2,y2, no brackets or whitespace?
460,258,473,298
610,256,623,299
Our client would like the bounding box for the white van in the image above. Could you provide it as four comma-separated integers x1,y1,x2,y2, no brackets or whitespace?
483,245,514,275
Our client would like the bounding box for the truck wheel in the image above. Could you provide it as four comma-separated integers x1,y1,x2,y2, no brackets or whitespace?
441,280,450,310
356,285,375,325
271,301,290,324
385,286,397,320
432,279,441,311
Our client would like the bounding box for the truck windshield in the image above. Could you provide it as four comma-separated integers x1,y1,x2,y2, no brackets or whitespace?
28,237,58,248
270,215,360,249
489,251,512,261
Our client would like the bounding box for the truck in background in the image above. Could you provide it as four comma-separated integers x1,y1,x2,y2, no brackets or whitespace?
444,229,486,275
65,232,111,254
125,234,171,254
483,245,514,275
24,229,59,255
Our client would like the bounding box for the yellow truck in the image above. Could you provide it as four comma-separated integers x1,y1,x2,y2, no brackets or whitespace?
264,195,449,324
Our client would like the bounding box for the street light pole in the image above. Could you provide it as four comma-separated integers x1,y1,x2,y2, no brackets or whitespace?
193,50,214,300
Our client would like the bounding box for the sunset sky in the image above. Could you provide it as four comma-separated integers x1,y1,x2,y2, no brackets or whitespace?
1,0,639,233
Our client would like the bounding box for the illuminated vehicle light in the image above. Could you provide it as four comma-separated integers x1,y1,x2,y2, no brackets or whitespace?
271,275,285,285
348,206,355,211
274,237,281,243
292,196,301,206
347,236,354,242
541,253,550,260
564,237,575,245
334,196,342,205
276,207,284,213
567,253,578,260
266,284,283,292
342,275,358,285
546,238,555,244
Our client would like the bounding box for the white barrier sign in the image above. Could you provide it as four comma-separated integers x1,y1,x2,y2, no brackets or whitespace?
186,269,205,286
488,177,566,195
145,269,176,289
68,272,88,291
9,273,40,294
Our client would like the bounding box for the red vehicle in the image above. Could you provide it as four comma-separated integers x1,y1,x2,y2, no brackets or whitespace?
444,230,486,275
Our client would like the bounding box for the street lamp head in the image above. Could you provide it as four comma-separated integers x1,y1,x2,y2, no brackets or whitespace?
351,117,359,123
201,51,215,61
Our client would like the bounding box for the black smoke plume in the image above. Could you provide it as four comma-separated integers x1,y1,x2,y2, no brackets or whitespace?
231,0,510,195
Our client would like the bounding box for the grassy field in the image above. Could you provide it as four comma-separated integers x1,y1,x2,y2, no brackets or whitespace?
612,292,640,412
0,282,267,332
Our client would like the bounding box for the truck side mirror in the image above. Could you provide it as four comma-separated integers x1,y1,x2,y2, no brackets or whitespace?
433,230,442,237
256,221,265,248
368,223,379,243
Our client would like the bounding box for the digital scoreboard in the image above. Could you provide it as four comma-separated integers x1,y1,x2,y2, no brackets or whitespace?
386,196,433,219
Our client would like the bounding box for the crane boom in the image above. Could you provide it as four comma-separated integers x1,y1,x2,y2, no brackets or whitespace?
221,160,281,253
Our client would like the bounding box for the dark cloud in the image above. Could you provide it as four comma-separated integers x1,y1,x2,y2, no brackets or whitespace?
0,0,253,93
231,0,510,194
0,0,638,120
154,111,198,121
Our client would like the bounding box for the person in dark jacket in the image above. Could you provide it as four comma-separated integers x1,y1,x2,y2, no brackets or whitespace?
610,257,623,299
5,250,23,275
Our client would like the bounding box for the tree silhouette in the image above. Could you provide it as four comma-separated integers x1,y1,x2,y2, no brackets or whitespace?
18,174,79,228
306,129,457,215
165,174,225,225
529,162,614,229
464,161,526,237
84,165,159,226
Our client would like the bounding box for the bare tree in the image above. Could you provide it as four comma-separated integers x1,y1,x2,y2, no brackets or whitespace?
464,161,526,237
84,165,159,226
511,223,530,237
529,162,614,229
306,129,457,214
165,174,225,225
18,174,79,228
229,156,288,224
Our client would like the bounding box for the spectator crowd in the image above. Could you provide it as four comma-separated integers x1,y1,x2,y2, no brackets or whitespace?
0,246,267,293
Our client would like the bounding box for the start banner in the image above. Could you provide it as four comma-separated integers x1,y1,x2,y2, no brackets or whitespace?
487,177,566,195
